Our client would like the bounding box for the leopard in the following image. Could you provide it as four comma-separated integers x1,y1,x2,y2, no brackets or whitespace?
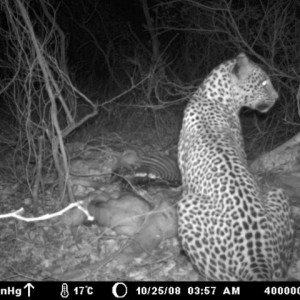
177,53,294,281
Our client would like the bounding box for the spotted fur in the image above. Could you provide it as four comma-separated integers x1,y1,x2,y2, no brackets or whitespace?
178,53,294,281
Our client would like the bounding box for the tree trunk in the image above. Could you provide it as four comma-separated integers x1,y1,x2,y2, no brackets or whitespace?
250,131,300,198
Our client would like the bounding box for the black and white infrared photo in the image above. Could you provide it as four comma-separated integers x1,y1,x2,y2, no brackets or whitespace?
0,0,299,295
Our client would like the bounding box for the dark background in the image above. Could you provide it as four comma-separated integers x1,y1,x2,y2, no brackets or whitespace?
0,0,299,163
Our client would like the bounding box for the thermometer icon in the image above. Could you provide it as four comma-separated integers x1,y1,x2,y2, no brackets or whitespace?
60,283,69,298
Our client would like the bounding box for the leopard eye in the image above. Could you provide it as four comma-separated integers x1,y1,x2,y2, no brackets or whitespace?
262,80,268,86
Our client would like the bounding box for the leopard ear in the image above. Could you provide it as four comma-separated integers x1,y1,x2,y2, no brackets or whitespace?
236,53,249,63
232,53,253,80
